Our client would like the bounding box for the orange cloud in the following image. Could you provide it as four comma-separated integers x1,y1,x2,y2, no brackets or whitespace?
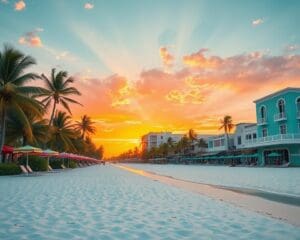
159,47,174,67
15,0,25,11
19,30,42,47
70,50,300,157
183,49,223,69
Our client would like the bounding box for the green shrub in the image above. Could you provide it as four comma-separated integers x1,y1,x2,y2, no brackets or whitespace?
49,159,77,169
0,163,22,175
68,160,77,169
50,159,64,169
18,156,48,171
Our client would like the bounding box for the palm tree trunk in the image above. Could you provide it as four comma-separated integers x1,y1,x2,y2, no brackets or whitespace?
226,133,230,150
0,106,7,163
49,102,57,127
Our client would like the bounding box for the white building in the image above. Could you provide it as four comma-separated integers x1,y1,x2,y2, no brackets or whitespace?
234,123,257,149
141,132,184,151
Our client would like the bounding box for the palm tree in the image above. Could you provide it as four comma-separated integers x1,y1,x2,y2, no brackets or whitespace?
6,109,49,147
219,115,234,150
75,115,96,139
37,68,82,126
48,111,79,152
0,45,44,160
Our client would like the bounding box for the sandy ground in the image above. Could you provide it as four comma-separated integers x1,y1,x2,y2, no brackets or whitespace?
115,164,300,227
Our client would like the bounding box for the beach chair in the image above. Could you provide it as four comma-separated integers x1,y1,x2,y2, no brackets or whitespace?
61,164,67,169
20,165,28,174
48,165,53,171
26,165,34,173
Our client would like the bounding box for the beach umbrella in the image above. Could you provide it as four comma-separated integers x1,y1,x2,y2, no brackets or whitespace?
41,149,59,168
2,145,14,154
14,145,42,166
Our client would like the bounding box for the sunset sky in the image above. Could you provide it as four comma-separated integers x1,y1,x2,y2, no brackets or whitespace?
1,0,300,157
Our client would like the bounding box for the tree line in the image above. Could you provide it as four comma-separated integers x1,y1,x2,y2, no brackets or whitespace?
0,45,103,162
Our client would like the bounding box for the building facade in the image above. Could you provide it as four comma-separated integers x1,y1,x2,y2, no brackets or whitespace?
248,87,300,166
141,132,183,151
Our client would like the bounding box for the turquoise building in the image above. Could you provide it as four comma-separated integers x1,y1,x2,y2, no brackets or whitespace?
206,87,300,167
247,87,300,166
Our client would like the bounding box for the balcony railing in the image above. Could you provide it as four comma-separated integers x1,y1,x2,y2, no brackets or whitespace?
257,117,267,125
274,112,287,121
244,133,300,147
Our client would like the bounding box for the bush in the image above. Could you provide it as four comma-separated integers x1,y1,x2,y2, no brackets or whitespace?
49,159,77,169
68,160,77,169
50,159,64,169
18,156,48,171
0,163,22,175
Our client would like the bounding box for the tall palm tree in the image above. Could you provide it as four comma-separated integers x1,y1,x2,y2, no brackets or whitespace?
37,68,82,126
219,115,234,150
0,45,44,160
75,114,96,139
49,111,79,152
6,110,49,147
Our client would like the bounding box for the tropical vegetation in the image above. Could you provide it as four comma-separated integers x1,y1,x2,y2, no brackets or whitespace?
0,44,103,165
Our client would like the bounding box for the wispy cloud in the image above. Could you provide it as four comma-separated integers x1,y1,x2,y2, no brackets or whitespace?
285,44,299,52
252,18,264,26
159,47,174,68
84,3,94,9
14,0,25,11
19,30,42,47
183,49,222,69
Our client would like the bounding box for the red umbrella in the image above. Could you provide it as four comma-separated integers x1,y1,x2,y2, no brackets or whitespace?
2,145,14,154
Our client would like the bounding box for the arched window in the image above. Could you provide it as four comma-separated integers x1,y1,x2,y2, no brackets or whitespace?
260,106,266,119
278,99,285,114
297,97,300,111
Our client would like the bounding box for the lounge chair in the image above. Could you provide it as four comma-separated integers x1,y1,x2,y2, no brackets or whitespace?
20,165,28,174
48,165,53,171
61,164,67,169
26,165,34,173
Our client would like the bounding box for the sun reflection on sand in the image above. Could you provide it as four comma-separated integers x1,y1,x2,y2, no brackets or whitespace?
115,165,147,176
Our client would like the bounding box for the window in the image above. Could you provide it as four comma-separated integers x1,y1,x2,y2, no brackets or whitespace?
279,124,287,135
246,134,252,140
278,99,285,114
297,98,300,111
262,128,268,137
253,133,257,139
161,136,163,140
237,136,242,145
260,106,266,119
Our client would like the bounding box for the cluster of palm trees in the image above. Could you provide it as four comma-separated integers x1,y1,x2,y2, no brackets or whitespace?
0,45,103,162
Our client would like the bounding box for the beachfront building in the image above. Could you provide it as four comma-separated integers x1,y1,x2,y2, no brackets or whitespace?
245,87,300,166
205,88,300,166
207,134,234,153
141,132,183,151
234,123,257,149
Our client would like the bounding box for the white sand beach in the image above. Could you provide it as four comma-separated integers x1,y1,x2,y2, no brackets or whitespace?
0,165,300,239
116,164,300,227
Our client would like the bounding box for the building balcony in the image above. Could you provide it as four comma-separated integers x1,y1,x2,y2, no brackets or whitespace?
257,117,267,125
274,112,287,121
244,133,300,148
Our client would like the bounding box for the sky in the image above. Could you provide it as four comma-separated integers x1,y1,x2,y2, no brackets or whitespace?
1,0,300,157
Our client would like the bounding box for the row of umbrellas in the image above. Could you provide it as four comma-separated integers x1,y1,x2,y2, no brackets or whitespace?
3,145,101,166
183,154,259,160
